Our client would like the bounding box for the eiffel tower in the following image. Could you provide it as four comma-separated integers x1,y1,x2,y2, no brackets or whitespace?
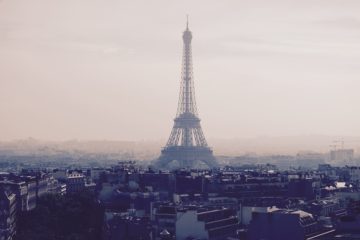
156,20,218,169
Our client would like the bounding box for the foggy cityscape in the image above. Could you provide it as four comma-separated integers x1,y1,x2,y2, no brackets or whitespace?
1,0,360,240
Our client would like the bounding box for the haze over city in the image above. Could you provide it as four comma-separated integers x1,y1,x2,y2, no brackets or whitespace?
3,2,360,240
1,0,360,145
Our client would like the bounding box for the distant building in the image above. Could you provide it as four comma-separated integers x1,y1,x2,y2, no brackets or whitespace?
52,169,67,181
336,190,360,207
103,212,152,240
175,175,207,194
0,181,29,211
139,172,175,194
66,173,86,194
239,206,279,225
330,149,354,163
306,199,345,218
0,189,17,240
206,197,238,211
90,168,106,182
36,175,49,199
175,207,238,240
85,182,96,193
346,166,360,182
26,180,37,210
296,152,326,169
318,164,339,181
119,191,160,215
288,178,317,200
248,209,331,240
153,203,177,239
47,176,66,195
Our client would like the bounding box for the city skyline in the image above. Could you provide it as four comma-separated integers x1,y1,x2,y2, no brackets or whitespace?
2,2,360,240
1,0,360,141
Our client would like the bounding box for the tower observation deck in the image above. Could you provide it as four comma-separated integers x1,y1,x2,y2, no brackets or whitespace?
156,20,218,169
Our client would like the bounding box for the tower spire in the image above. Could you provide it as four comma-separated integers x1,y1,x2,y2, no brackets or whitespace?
186,15,189,30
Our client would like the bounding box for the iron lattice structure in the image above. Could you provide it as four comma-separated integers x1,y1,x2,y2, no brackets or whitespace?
157,21,218,169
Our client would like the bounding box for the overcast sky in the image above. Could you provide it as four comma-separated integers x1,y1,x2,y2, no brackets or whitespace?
0,0,360,141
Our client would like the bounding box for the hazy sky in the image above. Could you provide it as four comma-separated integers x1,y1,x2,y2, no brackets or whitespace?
1,0,360,141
